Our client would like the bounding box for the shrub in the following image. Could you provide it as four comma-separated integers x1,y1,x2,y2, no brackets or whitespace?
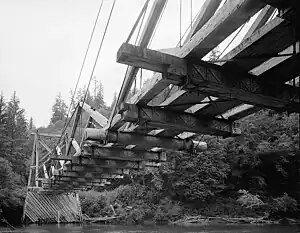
154,198,182,223
272,193,298,214
79,191,111,217
237,190,264,209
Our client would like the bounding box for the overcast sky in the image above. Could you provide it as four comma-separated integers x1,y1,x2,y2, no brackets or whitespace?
0,0,257,127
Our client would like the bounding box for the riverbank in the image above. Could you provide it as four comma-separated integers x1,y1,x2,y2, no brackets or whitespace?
79,185,300,226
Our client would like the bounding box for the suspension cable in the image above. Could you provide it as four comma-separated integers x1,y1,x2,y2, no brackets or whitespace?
64,0,104,129
179,0,182,47
56,0,104,149
82,0,117,106
126,0,150,44
190,0,193,30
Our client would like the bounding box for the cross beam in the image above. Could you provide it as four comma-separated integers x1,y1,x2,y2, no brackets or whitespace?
63,167,126,175
60,157,143,169
59,171,125,179
117,43,300,113
117,103,240,137
82,143,167,162
84,127,197,151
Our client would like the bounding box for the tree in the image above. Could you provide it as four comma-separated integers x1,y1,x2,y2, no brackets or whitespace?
29,117,34,130
0,92,30,224
75,86,93,106
93,79,105,109
50,93,67,124
0,93,9,159
6,92,28,149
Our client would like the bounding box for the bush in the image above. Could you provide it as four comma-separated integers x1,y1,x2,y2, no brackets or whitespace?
271,193,298,217
237,190,264,209
154,198,182,223
79,191,111,217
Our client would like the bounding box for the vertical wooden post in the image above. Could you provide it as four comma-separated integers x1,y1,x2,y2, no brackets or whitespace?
27,133,37,188
35,134,39,187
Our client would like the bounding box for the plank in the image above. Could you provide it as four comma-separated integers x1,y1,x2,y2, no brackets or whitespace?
183,0,222,44
243,5,275,40
178,0,266,58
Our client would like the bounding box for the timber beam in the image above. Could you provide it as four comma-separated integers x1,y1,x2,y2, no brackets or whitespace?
54,176,108,183
106,131,193,151
117,43,300,113
84,127,197,151
179,0,266,58
51,147,163,162
61,157,143,169
43,181,105,189
57,172,125,179
63,164,131,173
80,102,108,127
117,103,240,137
82,143,167,162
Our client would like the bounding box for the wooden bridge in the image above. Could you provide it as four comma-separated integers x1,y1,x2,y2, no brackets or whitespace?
23,0,299,223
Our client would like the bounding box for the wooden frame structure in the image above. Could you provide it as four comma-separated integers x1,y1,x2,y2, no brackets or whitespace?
25,0,299,196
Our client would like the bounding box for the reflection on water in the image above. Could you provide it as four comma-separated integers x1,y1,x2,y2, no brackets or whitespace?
19,223,300,233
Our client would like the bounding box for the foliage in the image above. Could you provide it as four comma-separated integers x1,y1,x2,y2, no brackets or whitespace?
272,193,298,215
79,190,112,217
154,198,182,223
237,190,264,209
0,92,30,225
170,143,229,202
50,93,67,124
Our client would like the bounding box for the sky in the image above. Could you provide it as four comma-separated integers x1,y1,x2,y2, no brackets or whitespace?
0,0,257,127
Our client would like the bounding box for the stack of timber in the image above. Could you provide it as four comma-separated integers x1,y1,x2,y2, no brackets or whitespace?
23,191,82,223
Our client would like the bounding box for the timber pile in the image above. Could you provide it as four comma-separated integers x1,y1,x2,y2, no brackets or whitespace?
23,191,82,223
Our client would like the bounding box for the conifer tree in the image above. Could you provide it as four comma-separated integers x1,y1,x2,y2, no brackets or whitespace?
50,93,67,124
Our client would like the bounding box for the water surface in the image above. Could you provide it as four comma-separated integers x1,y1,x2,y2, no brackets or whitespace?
19,223,300,233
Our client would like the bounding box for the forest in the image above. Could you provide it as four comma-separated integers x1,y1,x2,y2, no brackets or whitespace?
0,81,299,225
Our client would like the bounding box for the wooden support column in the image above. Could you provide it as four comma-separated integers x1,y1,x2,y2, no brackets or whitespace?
27,133,37,188
35,134,39,187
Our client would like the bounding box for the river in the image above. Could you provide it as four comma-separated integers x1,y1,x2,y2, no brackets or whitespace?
15,223,300,233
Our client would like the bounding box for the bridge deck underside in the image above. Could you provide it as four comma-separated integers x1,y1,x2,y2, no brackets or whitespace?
34,0,299,193
111,1,299,141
